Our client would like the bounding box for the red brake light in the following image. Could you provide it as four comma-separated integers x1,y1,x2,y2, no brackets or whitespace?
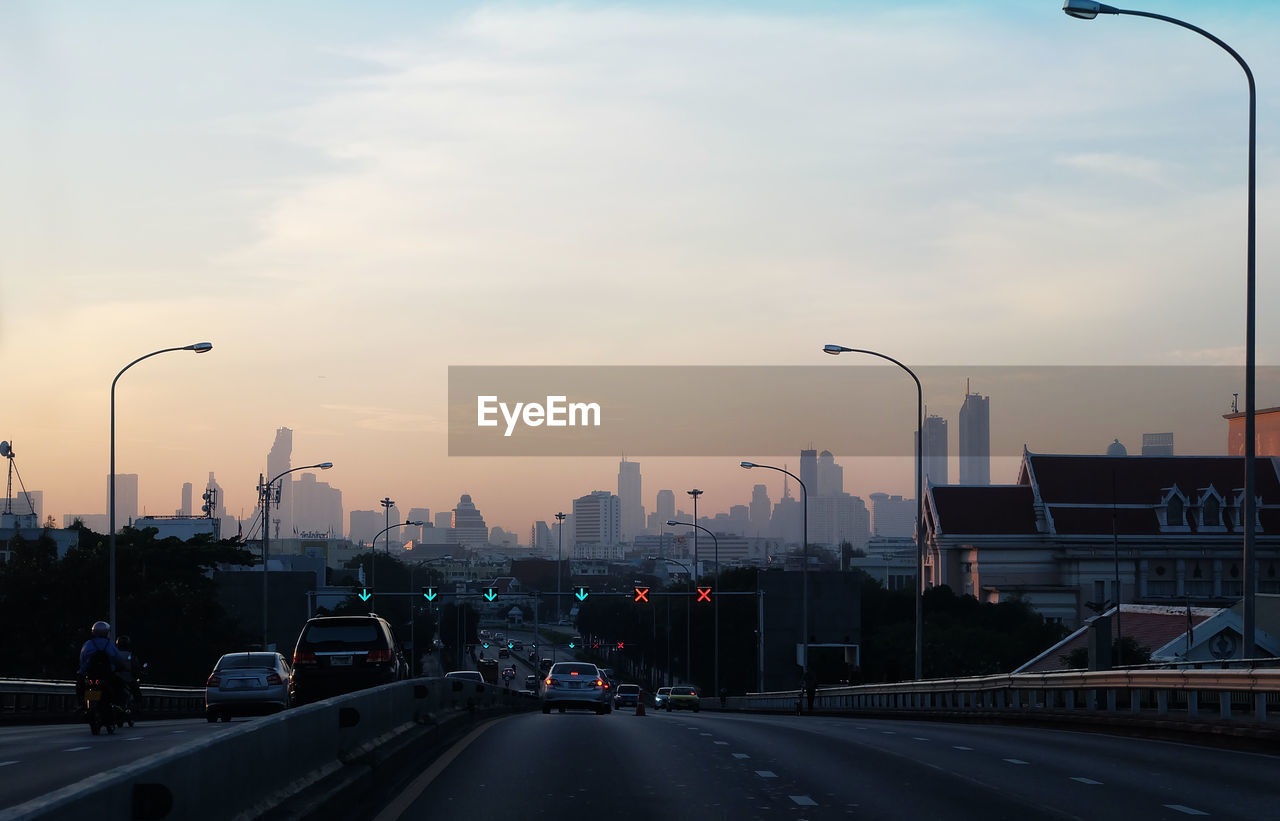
207,673,220,687
596,679,604,687
546,677,558,687
366,649,392,663
266,672,283,685
294,650,317,665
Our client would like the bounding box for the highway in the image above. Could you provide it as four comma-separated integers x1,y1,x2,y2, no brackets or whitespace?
371,710,1277,821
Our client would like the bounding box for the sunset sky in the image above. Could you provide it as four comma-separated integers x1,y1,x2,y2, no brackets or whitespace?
2,1,1278,537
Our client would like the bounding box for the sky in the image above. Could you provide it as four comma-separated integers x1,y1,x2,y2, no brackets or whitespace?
2,0,1279,538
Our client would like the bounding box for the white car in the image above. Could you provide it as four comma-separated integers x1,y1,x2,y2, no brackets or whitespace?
205,652,291,722
444,670,484,684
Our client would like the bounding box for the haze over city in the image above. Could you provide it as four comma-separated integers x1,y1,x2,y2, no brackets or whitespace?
3,0,1278,537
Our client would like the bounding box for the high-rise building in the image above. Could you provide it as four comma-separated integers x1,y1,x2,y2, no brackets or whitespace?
407,507,432,542
180,482,193,517
107,474,139,531
532,520,553,552
1142,432,1175,456
266,427,294,538
771,480,801,543
800,449,818,496
435,511,453,530
655,490,675,524
869,492,915,538
573,491,621,546
810,493,871,550
294,471,344,536
205,472,235,539
817,450,843,496
749,484,771,535
618,459,643,540
447,494,489,547
958,388,991,485
917,414,948,487
728,504,750,536
349,510,379,545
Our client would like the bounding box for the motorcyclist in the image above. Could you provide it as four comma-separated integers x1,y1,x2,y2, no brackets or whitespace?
114,635,140,712
76,621,124,706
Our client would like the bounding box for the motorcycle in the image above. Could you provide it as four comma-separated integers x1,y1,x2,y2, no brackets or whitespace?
83,676,121,736
119,662,147,728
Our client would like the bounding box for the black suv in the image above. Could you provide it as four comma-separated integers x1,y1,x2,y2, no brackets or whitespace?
290,614,406,705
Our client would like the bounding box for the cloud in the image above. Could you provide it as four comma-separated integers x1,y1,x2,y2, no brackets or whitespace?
1054,152,1170,185
321,404,443,433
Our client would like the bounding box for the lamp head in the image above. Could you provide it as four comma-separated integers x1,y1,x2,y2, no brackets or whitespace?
823,344,852,355
740,461,756,469
666,520,679,527
317,462,334,470
408,520,424,527
1062,1,1118,19
187,342,213,353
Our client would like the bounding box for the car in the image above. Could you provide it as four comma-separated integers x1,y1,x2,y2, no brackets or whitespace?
666,685,700,712
540,662,611,715
498,647,510,659
598,668,617,691
653,687,672,709
539,658,553,673
205,651,291,722
524,674,539,692
613,683,640,709
444,670,484,684
289,614,407,705
477,657,500,684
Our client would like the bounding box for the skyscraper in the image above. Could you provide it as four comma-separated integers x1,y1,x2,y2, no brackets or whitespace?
573,491,621,545
294,472,344,536
266,427,294,539
108,474,138,531
917,414,948,487
618,459,643,540
447,494,489,547
180,482,193,517
1142,432,1175,456
958,388,990,485
800,449,818,496
655,490,675,523
817,450,844,496
407,507,432,541
869,492,915,538
749,484,771,535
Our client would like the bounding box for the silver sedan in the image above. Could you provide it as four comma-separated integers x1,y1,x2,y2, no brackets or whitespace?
205,652,291,722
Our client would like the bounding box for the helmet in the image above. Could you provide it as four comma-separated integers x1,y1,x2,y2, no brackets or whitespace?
91,621,110,637
115,635,132,651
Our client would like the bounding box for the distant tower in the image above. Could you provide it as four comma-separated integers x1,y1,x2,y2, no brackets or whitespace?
1106,438,1128,457
266,428,294,537
180,482,193,517
958,384,990,485
917,414,948,487
800,449,818,497
618,459,643,540
1142,432,1175,456
655,490,675,523
817,450,843,496
749,484,771,534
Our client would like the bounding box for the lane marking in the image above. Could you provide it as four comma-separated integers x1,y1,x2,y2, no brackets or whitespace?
733,753,749,759
1071,777,1103,785
881,731,896,735
1003,759,1029,765
755,770,778,778
700,733,712,736
1164,806,1208,816
790,796,817,806
714,741,728,745
373,717,506,821
953,746,973,751
912,737,929,741
63,746,90,752
170,731,185,735
0,761,17,767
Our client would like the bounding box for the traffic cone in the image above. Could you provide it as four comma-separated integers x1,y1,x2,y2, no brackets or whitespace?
636,691,646,716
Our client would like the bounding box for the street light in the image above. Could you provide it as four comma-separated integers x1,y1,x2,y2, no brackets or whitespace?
367,518,421,611
555,511,566,626
260,461,333,647
823,343,924,680
649,554,693,684
687,489,703,582
109,342,213,640
668,519,719,699
740,461,809,679
1062,2,1259,662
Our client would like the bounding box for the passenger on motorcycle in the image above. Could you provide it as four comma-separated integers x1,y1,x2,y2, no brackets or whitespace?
76,621,125,705
114,635,141,709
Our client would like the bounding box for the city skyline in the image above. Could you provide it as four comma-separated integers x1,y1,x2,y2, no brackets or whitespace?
3,2,1278,541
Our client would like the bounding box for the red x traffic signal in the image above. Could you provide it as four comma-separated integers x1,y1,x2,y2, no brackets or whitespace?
696,587,712,602
634,587,650,603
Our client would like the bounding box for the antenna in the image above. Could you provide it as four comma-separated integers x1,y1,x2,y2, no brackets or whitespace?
1233,393,1240,413
1,440,39,523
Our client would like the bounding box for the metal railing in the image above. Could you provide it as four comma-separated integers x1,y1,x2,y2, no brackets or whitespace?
0,678,205,723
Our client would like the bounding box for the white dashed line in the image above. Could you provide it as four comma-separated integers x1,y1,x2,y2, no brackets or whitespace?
912,737,929,741
1003,759,1029,765
755,770,778,778
953,746,973,751
1164,806,1208,816
126,737,142,741
170,731,186,735
733,753,750,759
714,741,728,745
790,796,817,806
1071,777,1103,785
63,746,90,752
700,733,712,736
881,731,896,735
0,761,17,767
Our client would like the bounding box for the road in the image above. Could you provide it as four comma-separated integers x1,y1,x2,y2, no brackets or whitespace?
0,717,227,810
370,710,1277,821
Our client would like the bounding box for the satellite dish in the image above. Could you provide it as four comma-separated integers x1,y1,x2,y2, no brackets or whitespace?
0,441,11,458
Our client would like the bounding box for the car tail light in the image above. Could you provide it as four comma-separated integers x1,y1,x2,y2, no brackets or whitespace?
266,672,283,685
546,677,558,687
366,649,392,663
206,673,220,687
294,650,317,665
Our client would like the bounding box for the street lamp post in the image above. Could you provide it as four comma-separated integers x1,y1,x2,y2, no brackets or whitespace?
687,489,703,581
374,497,396,605
823,344,924,680
740,462,808,679
407,551,446,675
260,461,333,648
555,511,566,626
668,520,719,699
367,519,420,612
109,342,213,640
1062,0,1258,661
651,555,694,685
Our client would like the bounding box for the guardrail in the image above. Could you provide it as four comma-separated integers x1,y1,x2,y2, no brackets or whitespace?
734,668,1280,730
0,676,535,821
0,678,205,723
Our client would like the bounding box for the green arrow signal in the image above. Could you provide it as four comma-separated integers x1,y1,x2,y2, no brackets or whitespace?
423,589,437,601
568,642,576,649
358,589,371,602
484,589,497,601
482,642,490,649
575,587,589,601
